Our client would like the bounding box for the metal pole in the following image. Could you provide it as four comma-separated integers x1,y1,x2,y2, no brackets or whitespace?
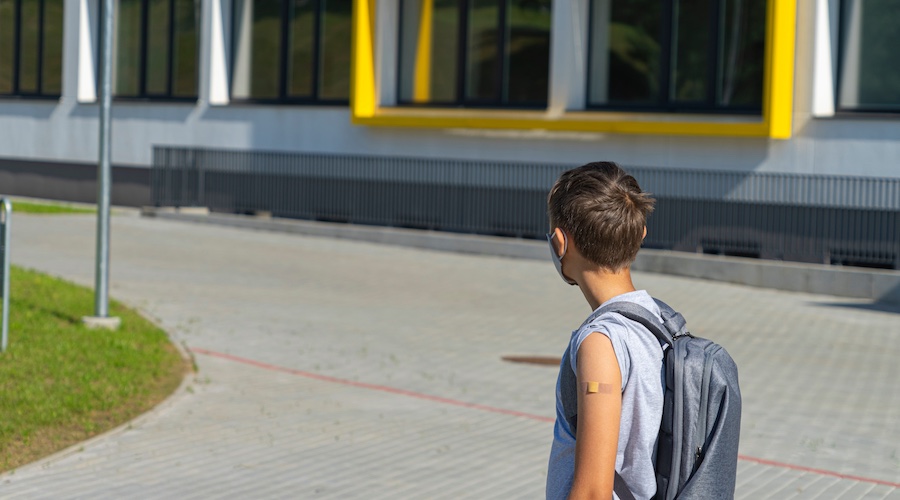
1,198,11,352
95,0,114,318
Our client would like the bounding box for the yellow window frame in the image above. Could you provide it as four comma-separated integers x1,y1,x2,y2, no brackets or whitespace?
351,0,796,139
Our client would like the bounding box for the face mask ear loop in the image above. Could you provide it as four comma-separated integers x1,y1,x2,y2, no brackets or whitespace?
551,230,568,260
560,232,578,286
548,231,577,286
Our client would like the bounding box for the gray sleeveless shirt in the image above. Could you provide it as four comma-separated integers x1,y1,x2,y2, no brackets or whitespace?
546,291,664,500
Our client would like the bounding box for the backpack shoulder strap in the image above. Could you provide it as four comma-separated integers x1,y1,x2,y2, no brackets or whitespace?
605,300,689,349
614,471,638,500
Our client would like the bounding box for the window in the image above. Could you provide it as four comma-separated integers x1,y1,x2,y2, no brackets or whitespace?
113,0,199,98
398,0,552,107
0,0,63,97
588,0,766,113
352,0,795,137
231,0,352,103
838,0,900,112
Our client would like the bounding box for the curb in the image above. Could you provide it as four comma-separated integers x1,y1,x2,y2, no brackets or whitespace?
634,250,900,306
141,207,900,307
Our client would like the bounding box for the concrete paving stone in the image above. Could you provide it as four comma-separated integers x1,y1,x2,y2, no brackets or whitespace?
737,466,794,499
862,485,900,499
735,461,773,491
767,471,831,499
813,479,869,499
842,482,879,499
783,475,843,499
0,213,898,498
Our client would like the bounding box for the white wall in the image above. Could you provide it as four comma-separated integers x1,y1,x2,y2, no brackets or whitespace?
4,94,900,179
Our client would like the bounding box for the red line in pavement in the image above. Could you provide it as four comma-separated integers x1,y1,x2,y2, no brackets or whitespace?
737,455,900,488
190,347,554,424
193,347,900,489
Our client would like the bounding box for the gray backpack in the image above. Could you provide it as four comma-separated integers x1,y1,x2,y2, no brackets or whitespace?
559,299,741,500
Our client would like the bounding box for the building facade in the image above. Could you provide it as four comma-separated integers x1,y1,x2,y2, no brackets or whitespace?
1,0,899,267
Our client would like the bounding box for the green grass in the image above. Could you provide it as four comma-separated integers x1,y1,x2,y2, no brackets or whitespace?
9,201,95,215
0,266,188,472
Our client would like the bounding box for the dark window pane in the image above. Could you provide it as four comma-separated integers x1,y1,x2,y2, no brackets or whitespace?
232,0,252,98
287,0,315,97
251,0,282,98
18,0,41,93
717,0,764,108
398,0,460,103
591,0,763,112
41,0,64,95
466,0,500,101
0,0,15,93
505,0,550,104
115,0,143,95
398,0,419,102
318,0,351,100
671,0,709,103
839,0,900,110
112,0,197,98
145,0,172,95
234,0,350,102
429,0,460,101
171,0,198,96
400,0,549,107
591,0,661,105
232,0,282,99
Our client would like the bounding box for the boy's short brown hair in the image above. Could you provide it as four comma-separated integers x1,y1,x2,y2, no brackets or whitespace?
547,162,655,271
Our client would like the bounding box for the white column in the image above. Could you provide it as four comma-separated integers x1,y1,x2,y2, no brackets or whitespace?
811,0,839,117
75,0,99,102
201,0,231,104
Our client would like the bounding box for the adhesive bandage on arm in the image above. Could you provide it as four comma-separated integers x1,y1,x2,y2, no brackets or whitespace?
582,381,614,394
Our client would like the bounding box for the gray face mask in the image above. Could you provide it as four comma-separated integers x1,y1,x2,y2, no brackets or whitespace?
547,232,577,286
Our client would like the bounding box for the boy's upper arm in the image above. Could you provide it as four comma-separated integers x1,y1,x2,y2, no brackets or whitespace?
569,331,623,499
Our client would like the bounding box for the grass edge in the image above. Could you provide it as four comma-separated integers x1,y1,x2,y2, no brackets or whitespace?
0,302,196,477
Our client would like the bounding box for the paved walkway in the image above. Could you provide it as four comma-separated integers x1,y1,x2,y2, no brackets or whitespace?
1,212,899,499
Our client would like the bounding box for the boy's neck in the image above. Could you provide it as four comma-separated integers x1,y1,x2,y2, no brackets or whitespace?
578,267,638,311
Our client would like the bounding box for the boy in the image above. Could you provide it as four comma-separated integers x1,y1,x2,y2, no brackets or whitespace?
545,162,662,500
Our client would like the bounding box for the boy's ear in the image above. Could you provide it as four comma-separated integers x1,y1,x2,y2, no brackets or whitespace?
551,226,567,255
642,226,647,240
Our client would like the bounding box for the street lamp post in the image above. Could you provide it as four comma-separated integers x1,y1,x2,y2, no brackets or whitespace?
84,0,120,330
